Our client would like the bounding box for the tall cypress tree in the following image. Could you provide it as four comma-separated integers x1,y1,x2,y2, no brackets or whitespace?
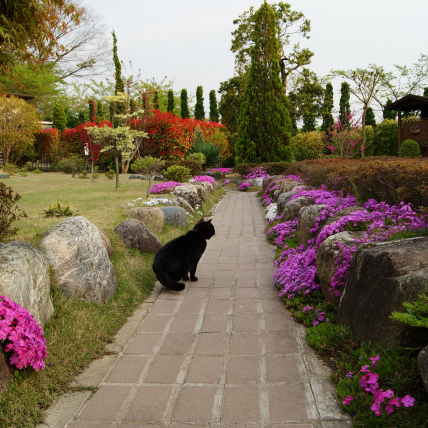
97,101,104,120
383,99,397,120
365,106,376,127
153,91,159,110
236,2,291,163
195,85,205,120
167,89,174,113
321,83,334,132
52,103,67,133
180,89,189,118
209,90,219,122
112,30,124,118
339,81,351,122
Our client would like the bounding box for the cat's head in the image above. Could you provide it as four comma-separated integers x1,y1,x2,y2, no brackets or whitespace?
194,218,215,240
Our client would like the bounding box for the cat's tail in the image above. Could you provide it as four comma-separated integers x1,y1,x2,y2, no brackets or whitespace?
153,265,185,292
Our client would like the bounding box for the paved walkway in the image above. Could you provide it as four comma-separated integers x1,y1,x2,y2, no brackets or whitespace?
39,191,351,428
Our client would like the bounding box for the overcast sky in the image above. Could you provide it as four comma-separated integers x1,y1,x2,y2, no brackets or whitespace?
82,0,428,117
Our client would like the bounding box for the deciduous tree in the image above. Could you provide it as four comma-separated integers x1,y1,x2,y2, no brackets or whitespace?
236,2,291,163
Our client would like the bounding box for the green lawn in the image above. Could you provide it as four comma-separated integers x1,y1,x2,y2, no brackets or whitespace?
0,171,224,427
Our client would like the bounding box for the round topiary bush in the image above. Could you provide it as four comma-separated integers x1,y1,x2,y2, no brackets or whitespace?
400,139,420,157
187,152,206,165
163,165,191,182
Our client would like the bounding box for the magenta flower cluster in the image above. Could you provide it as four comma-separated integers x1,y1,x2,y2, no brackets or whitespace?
210,168,232,173
243,167,271,180
302,306,326,326
239,182,251,191
343,356,415,416
0,295,47,371
193,175,215,186
150,181,183,194
223,180,230,186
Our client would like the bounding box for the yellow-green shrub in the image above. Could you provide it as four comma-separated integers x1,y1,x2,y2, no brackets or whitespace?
291,131,325,161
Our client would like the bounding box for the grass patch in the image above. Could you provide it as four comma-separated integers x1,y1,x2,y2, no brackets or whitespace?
0,172,224,427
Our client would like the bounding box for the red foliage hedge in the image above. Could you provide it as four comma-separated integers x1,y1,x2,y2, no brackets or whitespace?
33,129,59,159
287,157,428,207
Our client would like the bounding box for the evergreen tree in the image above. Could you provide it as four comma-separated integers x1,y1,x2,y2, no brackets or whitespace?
167,89,174,113
195,85,205,120
218,75,246,133
365,106,376,127
339,81,351,122
180,89,189,118
383,99,397,120
153,91,159,110
321,83,334,133
424,87,428,97
97,101,104,120
52,103,67,132
302,115,316,132
112,31,124,94
236,2,291,163
209,90,219,122
78,111,85,124
88,99,96,122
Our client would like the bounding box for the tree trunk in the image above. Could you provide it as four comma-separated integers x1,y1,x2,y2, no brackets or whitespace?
3,147,10,166
91,159,94,183
147,176,152,199
114,155,120,190
361,106,367,159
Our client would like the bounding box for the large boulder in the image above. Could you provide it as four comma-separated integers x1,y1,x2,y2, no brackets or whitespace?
274,181,304,201
161,206,187,227
126,207,164,234
114,219,162,254
337,237,428,347
0,241,53,328
297,204,329,247
418,346,428,395
193,183,208,201
172,184,201,207
198,181,214,194
175,197,194,216
281,196,315,222
40,217,117,304
316,206,364,241
128,174,147,180
97,227,113,260
277,191,294,215
316,231,365,303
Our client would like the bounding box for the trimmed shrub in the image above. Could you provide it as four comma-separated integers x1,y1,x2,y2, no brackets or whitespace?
163,159,203,176
400,139,421,158
163,165,191,182
261,162,290,176
291,131,325,161
187,152,206,165
233,163,258,176
369,119,398,156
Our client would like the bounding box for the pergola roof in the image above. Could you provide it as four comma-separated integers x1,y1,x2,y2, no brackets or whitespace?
5,92,34,100
385,94,428,112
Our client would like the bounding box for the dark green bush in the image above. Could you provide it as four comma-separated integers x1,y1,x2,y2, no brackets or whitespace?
400,139,421,158
367,119,398,156
233,163,258,176
188,140,220,167
261,161,290,175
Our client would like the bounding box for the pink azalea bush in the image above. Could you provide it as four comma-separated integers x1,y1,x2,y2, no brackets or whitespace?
149,181,183,194
343,356,415,417
193,175,215,186
0,295,47,371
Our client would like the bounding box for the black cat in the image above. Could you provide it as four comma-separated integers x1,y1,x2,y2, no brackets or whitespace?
152,218,215,291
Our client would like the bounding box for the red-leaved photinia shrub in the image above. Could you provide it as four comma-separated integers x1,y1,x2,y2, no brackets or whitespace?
33,128,59,160
132,110,223,160
61,120,112,162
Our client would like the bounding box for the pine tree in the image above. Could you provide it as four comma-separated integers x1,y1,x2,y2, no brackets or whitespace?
112,31,124,95
209,90,219,122
167,89,174,113
321,83,334,132
180,89,189,118
339,82,351,122
153,91,159,110
194,85,205,120
52,103,67,132
383,99,397,120
236,2,291,163
365,106,376,127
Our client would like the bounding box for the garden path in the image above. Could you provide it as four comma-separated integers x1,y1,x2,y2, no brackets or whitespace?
39,191,351,428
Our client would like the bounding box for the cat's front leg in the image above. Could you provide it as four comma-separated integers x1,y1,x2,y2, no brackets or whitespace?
189,265,198,282
183,273,190,281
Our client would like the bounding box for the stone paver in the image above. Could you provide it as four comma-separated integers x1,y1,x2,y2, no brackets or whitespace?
38,191,351,428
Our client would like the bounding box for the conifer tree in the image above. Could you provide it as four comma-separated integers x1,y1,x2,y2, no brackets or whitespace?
180,89,189,118
52,103,67,133
167,89,174,113
383,99,397,120
209,90,219,122
97,101,104,120
236,2,291,163
339,82,351,122
88,99,96,121
112,30,124,117
365,106,376,127
153,91,159,110
195,85,205,120
321,83,334,132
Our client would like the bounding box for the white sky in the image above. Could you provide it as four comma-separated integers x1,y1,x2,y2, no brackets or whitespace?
81,0,428,117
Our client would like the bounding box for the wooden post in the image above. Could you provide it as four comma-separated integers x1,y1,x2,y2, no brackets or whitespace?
397,106,402,154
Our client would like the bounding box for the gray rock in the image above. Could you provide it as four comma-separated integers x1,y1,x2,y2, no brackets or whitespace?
0,343,12,395
248,177,264,187
277,191,294,215
172,184,201,207
126,207,164,234
176,197,194,215
203,170,222,180
193,183,208,201
316,231,365,303
128,174,147,180
418,346,428,395
297,204,329,247
40,216,117,304
337,237,428,347
0,173,9,179
97,227,113,260
0,241,53,328
153,174,164,181
161,206,188,227
149,197,178,206
114,219,162,254
198,181,214,194
281,196,315,222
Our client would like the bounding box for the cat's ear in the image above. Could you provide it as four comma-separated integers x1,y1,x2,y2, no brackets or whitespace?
207,219,212,223
196,218,205,225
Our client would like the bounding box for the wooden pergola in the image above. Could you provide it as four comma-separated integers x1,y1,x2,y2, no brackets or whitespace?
384,94,428,156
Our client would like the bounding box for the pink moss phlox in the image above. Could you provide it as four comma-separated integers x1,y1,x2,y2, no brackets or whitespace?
243,166,271,180
267,218,298,247
0,295,47,371
149,181,183,194
239,182,251,191
223,180,230,186
193,175,215,186
210,168,232,173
